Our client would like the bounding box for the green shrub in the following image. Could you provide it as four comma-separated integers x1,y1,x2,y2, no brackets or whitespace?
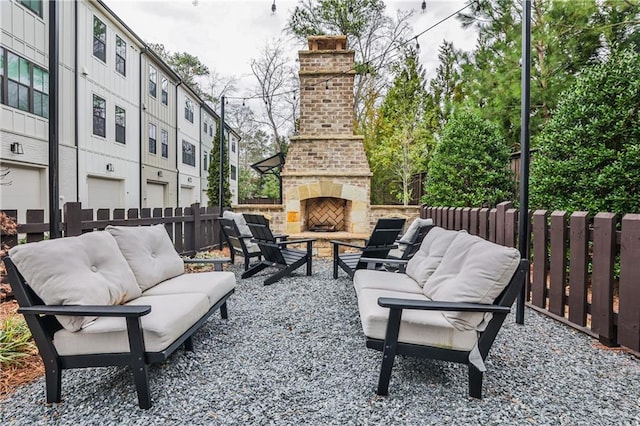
530,48,640,215
422,110,514,207
0,315,36,366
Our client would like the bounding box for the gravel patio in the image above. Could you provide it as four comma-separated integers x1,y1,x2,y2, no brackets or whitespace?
1,259,638,425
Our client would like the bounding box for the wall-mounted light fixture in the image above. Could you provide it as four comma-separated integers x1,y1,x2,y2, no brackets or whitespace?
187,177,192,183
106,163,115,172
157,170,163,177
10,142,24,154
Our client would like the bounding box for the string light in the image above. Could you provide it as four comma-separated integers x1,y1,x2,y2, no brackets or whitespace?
271,0,276,14
421,1,426,13
415,37,420,53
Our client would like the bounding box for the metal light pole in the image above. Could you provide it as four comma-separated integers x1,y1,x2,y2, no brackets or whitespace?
517,0,531,325
218,95,225,248
48,0,61,238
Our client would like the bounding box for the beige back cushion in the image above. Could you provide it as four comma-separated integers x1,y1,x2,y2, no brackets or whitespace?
398,218,434,244
106,225,184,291
423,232,521,331
222,210,252,237
405,227,459,287
9,232,141,331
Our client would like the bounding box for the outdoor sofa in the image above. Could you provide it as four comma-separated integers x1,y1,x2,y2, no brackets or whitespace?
4,224,236,409
353,226,528,398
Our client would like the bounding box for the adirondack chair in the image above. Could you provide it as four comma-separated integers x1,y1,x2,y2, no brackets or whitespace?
386,218,435,272
219,217,262,271
331,217,406,279
241,214,315,286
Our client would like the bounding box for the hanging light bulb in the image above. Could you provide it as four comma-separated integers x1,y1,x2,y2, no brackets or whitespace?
271,0,276,14
348,2,353,14
421,0,426,13
293,91,297,100
325,81,329,90
242,99,245,107
415,37,420,53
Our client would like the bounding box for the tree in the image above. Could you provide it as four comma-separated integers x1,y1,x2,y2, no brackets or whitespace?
530,48,640,215
286,0,413,127
207,130,232,208
423,110,514,207
250,38,298,154
366,48,434,205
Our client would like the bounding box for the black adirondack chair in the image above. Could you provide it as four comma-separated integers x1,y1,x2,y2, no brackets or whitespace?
385,221,435,272
368,258,529,398
331,217,406,279
219,217,262,271
241,214,315,285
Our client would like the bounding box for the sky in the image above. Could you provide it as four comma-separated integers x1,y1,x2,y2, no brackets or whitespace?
105,0,478,103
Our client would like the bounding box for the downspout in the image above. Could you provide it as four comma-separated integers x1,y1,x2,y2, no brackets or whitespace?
139,48,144,209
176,80,182,207
74,0,79,202
48,0,60,238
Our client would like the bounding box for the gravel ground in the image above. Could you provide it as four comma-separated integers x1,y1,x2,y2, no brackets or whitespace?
1,259,638,425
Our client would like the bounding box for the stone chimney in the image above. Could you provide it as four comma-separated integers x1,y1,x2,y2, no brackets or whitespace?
281,35,371,235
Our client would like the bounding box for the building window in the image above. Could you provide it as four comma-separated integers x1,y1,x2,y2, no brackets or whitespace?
161,129,169,158
209,124,213,137
148,123,157,154
232,140,236,153
93,16,107,63
20,0,42,16
115,35,126,76
203,121,207,133
230,165,237,181
182,140,195,166
93,94,106,137
184,97,193,122
161,77,168,105
149,66,157,97
2,50,49,117
115,106,126,144
203,152,208,171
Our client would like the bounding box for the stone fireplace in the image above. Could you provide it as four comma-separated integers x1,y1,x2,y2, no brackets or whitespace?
282,35,371,235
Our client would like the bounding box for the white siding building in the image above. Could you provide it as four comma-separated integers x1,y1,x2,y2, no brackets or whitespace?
200,104,216,207
177,85,200,208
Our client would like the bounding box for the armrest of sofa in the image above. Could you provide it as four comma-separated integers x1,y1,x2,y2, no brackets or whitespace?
18,304,152,317
360,257,408,266
377,298,511,314
183,258,231,271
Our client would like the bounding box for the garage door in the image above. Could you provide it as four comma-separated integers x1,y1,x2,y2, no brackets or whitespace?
0,163,44,223
201,189,209,207
146,182,165,208
181,186,194,207
87,177,124,210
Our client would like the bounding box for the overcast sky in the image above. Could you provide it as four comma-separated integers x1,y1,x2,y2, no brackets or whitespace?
105,0,477,102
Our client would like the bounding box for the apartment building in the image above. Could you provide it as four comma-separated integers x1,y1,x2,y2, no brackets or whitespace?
0,0,239,217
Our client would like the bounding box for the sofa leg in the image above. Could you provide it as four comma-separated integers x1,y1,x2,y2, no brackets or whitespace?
125,317,152,409
469,365,483,399
44,360,62,403
376,308,402,396
184,336,194,352
220,302,228,319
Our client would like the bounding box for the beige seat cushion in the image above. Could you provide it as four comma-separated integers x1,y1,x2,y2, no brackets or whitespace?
8,232,141,332
424,232,521,331
405,227,460,287
357,288,477,351
106,224,184,291
353,269,423,296
143,271,236,308
53,293,209,355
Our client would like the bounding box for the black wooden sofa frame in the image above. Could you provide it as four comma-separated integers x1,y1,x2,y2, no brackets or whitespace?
361,257,529,398
3,256,233,409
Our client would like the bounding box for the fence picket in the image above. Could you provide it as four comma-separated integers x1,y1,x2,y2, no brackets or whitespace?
532,210,548,308
618,214,640,352
549,211,568,317
591,213,616,346
568,212,589,326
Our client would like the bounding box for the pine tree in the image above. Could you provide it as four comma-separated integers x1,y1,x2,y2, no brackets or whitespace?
207,130,232,208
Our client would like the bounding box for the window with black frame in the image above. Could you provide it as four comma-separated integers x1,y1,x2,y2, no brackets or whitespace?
161,129,168,158
203,152,208,171
7,52,30,112
115,106,126,143
93,95,106,137
93,16,106,62
115,35,126,76
184,97,193,122
149,66,157,97
230,164,237,181
148,123,157,154
21,0,42,17
0,48,4,103
2,49,49,118
32,65,48,118
182,140,195,166
161,77,168,105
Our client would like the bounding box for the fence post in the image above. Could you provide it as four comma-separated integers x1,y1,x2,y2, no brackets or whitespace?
505,208,517,248
191,202,201,252
618,214,640,352
568,212,589,326
591,212,617,346
63,202,83,237
26,209,46,242
549,211,567,317
495,201,513,246
531,210,548,308
469,208,480,235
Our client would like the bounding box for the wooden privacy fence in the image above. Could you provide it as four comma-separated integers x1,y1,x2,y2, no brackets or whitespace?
421,201,640,354
1,202,222,256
